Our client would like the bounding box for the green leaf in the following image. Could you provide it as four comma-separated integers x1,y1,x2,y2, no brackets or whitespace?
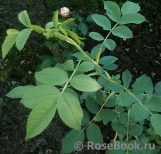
53,10,58,28
105,97,117,107
26,101,57,139
96,90,106,105
122,70,132,88
57,93,83,130
76,15,84,22
70,74,101,92
145,95,161,112
116,91,135,106
21,85,60,109
6,85,34,98
155,81,161,95
132,75,153,95
115,105,125,113
7,29,19,35
80,92,95,101
118,112,128,124
104,1,121,22
99,56,118,70
111,119,127,135
79,23,88,36
82,109,90,126
40,59,53,70
45,22,54,29
99,109,117,124
121,1,140,15
86,15,94,22
103,64,118,71
77,62,94,72
64,88,78,99
92,14,111,30
86,123,103,144
63,60,74,71
61,130,84,153
72,52,84,60
35,67,68,85
112,26,133,38
16,28,32,51
2,32,19,58
18,10,31,27
99,56,118,66
151,114,161,136
104,39,116,51
61,18,75,28
85,96,99,114
66,30,83,45
129,124,143,136
91,44,105,59
93,114,102,122
130,103,149,121
107,82,124,93
89,32,104,41
119,13,146,24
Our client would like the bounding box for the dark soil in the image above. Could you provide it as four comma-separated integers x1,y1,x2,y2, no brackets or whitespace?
0,0,161,154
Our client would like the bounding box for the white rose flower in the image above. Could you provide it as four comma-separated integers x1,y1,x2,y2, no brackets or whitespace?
60,7,70,17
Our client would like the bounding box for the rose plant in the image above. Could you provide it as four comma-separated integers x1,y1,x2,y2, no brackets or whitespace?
2,1,161,153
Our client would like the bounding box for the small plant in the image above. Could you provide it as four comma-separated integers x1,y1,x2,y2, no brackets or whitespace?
2,1,161,153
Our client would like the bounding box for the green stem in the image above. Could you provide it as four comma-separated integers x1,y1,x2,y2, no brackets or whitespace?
95,23,119,63
61,59,82,94
100,23,119,52
124,87,153,115
82,92,115,131
73,40,111,80
87,72,99,77
53,32,111,80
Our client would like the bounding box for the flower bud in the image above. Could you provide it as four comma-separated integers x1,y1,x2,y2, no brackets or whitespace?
60,7,70,17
